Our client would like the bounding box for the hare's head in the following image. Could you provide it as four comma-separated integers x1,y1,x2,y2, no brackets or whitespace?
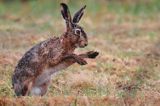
61,3,87,48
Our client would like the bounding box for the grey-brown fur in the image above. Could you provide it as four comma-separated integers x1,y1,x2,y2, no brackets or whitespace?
12,3,99,96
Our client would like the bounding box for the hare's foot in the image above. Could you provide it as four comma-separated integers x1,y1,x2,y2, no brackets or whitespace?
78,51,99,59
19,79,33,96
87,51,99,58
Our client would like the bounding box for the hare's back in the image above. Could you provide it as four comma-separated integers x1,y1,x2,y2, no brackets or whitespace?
13,37,61,79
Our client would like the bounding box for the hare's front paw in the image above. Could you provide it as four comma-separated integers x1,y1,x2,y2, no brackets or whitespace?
87,51,99,58
77,58,87,65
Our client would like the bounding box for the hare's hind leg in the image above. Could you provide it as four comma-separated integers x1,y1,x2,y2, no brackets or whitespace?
15,79,33,96
21,81,33,96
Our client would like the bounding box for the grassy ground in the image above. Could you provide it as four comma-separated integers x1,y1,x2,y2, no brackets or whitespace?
0,0,160,105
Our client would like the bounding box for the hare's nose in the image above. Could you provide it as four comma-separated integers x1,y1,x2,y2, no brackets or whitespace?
84,43,88,46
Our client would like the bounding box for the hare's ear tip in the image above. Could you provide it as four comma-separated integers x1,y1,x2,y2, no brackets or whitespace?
60,3,64,5
84,5,87,8
60,3,67,6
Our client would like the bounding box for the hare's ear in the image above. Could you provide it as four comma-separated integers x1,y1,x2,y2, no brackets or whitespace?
73,5,86,23
60,3,72,30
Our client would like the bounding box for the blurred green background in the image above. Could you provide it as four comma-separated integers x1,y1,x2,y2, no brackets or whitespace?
0,0,160,17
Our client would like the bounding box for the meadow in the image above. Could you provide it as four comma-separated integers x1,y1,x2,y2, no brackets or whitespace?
0,0,160,105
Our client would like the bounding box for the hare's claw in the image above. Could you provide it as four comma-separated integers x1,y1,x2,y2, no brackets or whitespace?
87,51,99,58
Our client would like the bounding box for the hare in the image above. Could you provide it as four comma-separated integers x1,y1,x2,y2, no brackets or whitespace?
12,3,99,96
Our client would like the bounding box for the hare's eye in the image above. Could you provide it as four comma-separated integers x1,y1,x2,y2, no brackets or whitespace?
75,29,81,35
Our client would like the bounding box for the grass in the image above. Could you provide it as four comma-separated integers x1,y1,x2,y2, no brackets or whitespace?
0,0,160,105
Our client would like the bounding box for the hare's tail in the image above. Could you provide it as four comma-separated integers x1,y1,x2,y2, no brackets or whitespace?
12,75,26,96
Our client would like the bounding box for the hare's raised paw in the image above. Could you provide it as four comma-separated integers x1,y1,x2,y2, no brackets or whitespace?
76,58,87,65
87,51,99,59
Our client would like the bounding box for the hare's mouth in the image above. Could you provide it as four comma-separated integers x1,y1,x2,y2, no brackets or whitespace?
79,45,85,48
79,44,87,48
75,41,88,48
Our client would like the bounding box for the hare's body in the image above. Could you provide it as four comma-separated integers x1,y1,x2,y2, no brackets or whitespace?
12,3,99,96
12,37,61,95
12,35,86,96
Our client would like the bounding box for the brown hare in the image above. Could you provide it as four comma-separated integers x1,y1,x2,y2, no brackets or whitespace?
12,3,99,96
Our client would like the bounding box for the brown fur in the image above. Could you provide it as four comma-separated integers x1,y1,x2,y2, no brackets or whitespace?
12,3,99,96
